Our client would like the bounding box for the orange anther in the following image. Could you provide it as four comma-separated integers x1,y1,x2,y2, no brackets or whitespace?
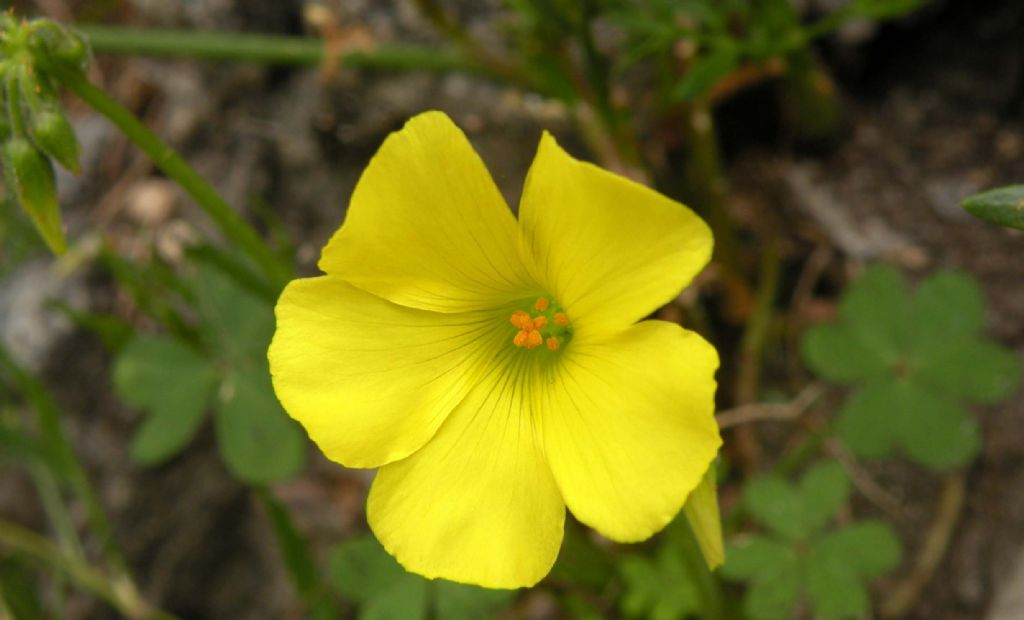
534,297,550,311
510,310,532,330
513,330,529,347
546,337,559,351
525,330,543,349
554,312,569,326
533,316,547,329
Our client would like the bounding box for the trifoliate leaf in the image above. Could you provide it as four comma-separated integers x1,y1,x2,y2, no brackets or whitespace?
962,184,1024,231
725,465,902,620
214,368,304,484
113,335,216,465
906,270,984,356
810,265,1012,469
798,461,850,536
742,475,806,541
912,339,1021,405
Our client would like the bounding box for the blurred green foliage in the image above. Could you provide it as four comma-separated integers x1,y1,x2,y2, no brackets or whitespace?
1,14,89,254
113,259,305,484
803,265,1021,470
721,462,901,620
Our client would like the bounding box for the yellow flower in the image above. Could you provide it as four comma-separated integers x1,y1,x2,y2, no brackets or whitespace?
268,111,722,589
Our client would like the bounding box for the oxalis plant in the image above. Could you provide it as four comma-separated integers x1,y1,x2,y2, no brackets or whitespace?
0,4,1020,620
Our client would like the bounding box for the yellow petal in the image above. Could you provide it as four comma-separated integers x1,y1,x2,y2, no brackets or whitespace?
319,111,534,312
268,276,504,468
367,361,565,589
539,321,721,542
683,464,724,569
518,133,712,333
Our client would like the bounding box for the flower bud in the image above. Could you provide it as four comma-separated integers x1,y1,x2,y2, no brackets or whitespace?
1,136,66,254
26,19,90,72
28,105,80,173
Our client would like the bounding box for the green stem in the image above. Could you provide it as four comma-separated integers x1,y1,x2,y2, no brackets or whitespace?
735,240,781,406
40,60,291,292
0,519,177,620
29,463,86,560
75,24,487,75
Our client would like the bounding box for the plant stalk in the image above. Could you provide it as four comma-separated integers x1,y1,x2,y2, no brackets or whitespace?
41,60,291,292
0,518,177,620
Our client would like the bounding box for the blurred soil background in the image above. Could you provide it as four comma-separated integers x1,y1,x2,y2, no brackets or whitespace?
1,0,1023,618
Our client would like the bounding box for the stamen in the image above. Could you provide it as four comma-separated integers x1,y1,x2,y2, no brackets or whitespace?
509,298,572,352
513,330,530,347
525,330,543,349
510,310,532,330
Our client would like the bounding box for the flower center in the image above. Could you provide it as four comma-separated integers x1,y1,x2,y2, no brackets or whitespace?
509,297,573,352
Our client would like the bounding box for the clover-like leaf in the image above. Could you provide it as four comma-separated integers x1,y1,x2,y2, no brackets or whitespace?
804,265,1017,470
724,466,902,620
620,547,700,620
214,368,304,484
114,335,217,465
329,536,514,620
